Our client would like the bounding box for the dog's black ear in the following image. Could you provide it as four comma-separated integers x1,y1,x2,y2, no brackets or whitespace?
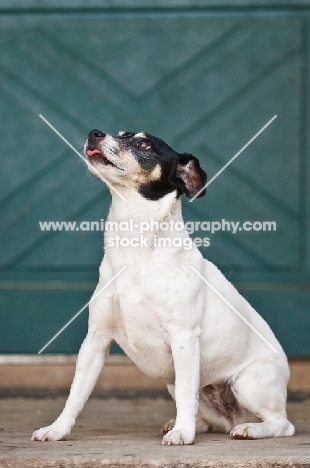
173,153,207,198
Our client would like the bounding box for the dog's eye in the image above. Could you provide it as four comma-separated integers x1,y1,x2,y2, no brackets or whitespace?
136,140,151,150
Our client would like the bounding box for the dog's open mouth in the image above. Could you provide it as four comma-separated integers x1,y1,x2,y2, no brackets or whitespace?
86,148,116,168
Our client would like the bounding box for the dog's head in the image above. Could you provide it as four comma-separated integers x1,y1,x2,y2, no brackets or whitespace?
84,130,207,201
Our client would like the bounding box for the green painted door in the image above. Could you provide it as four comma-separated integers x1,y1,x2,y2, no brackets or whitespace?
0,1,309,355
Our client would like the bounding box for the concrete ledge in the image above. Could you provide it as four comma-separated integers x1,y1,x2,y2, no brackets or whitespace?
0,355,310,392
288,359,310,391
0,355,309,392
0,355,165,392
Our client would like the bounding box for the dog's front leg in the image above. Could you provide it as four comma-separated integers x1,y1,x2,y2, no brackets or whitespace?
31,329,111,441
162,328,200,446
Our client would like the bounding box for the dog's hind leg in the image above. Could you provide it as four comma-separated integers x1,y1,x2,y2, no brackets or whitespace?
161,384,176,433
230,363,295,439
199,383,243,433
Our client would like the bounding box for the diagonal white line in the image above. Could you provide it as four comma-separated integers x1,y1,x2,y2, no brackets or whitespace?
190,115,277,202
38,266,127,354
190,266,278,354
39,114,128,203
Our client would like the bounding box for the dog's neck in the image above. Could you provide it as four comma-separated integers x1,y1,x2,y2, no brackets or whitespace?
108,186,183,225
103,186,192,263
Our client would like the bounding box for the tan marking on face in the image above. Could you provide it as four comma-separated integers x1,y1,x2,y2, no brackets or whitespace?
149,164,161,181
117,147,161,187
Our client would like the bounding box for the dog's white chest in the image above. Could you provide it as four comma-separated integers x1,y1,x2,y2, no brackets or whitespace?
112,291,175,383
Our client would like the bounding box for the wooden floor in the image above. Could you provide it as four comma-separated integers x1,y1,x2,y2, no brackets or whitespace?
0,396,310,467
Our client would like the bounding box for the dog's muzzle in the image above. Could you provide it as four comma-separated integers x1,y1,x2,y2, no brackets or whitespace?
86,129,105,157
85,129,120,169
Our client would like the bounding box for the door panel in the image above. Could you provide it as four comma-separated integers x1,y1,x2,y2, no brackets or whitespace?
0,5,309,355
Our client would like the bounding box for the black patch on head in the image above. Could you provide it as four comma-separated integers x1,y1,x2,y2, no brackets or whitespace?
119,132,135,138
116,131,207,200
135,134,180,200
130,134,207,201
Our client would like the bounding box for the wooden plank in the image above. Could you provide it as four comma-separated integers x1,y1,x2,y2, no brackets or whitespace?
288,360,310,391
0,355,308,391
0,355,165,391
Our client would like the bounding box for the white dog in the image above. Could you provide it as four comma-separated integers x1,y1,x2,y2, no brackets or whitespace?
32,129,295,445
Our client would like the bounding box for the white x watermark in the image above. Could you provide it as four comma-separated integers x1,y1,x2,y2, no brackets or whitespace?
190,115,277,201
190,266,278,353
39,114,128,203
38,266,127,354
38,113,278,354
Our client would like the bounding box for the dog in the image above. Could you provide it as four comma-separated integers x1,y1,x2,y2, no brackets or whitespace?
32,129,295,445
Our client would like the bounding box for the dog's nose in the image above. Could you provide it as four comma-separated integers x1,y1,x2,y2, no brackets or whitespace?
88,129,106,141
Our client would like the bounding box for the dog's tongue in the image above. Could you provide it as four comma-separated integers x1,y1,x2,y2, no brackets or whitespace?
86,149,102,157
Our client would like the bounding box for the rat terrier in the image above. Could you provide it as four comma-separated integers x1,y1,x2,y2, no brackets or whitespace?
32,129,294,445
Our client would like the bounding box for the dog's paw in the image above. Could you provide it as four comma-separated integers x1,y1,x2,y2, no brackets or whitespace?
31,424,69,442
162,428,194,446
161,418,175,434
230,423,256,439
